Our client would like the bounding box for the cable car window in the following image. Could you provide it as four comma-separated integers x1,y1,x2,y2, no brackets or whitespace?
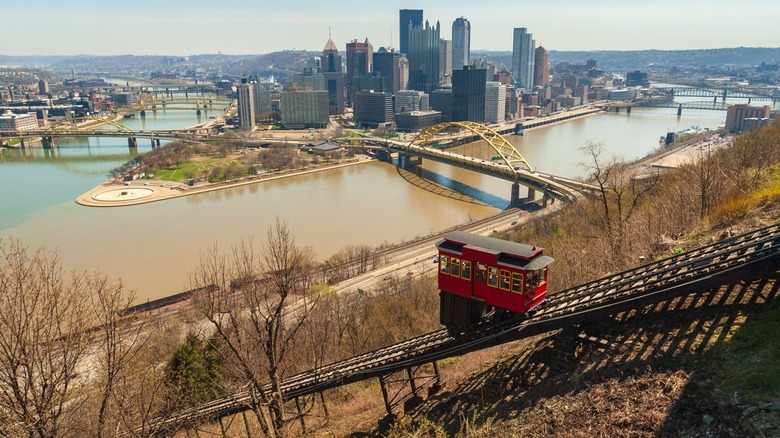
527,270,540,290
461,261,471,280
511,272,524,293
451,258,461,277
488,267,498,287
500,270,511,290
476,263,486,282
440,255,449,274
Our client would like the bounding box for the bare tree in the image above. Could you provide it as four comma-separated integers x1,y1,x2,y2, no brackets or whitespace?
0,239,93,437
581,142,659,269
191,219,318,437
91,277,149,438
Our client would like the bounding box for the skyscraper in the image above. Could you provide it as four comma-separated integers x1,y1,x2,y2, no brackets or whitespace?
512,28,535,90
373,47,401,94
407,20,441,94
439,39,452,78
534,46,550,87
237,79,255,131
322,37,345,114
354,91,394,128
398,56,409,91
399,9,423,55
452,66,485,123
452,17,471,69
346,39,373,103
484,81,506,123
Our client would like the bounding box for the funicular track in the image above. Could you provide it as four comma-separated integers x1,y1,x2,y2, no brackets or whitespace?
149,223,780,434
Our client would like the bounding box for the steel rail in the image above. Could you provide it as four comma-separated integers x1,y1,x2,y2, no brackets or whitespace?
144,223,779,434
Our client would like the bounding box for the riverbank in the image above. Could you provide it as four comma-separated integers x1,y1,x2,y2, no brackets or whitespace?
76,155,374,207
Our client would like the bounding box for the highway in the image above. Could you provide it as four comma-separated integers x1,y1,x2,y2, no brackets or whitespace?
336,204,561,295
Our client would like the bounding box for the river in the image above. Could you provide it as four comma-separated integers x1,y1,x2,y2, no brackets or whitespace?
0,95,773,302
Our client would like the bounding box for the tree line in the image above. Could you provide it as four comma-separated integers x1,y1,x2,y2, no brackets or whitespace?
0,218,440,437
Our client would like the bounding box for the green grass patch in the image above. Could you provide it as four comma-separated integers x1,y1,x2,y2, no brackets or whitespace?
155,161,209,182
713,300,780,401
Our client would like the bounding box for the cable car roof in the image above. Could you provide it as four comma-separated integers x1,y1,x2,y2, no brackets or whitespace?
439,231,548,260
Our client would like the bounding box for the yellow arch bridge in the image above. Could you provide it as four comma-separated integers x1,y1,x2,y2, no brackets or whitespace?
366,121,598,204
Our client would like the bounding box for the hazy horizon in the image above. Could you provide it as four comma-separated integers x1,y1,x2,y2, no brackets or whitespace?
4,46,780,59
5,1,779,57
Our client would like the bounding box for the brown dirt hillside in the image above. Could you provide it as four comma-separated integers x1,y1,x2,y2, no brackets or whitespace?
310,201,779,438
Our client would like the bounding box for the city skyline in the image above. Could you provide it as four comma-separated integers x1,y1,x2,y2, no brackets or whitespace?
3,0,779,57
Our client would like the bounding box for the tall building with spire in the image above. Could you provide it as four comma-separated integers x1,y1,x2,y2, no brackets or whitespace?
399,9,423,55
512,27,535,90
322,37,345,114
452,17,471,69
534,46,550,87
407,20,440,94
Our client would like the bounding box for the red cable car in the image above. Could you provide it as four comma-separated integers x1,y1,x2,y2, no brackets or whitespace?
437,231,554,336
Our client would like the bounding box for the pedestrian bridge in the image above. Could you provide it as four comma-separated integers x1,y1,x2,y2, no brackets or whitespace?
361,121,598,204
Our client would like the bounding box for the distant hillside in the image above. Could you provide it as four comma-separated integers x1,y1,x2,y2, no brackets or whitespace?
474,46,780,71
3,47,778,81
220,50,319,81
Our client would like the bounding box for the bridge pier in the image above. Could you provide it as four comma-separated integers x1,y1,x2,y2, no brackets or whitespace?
677,104,683,116
140,110,146,117
511,184,539,206
128,137,138,148
626,106,631,114
399,154,422,169
542,188,552,207
41,136,54,149
510,183,522,206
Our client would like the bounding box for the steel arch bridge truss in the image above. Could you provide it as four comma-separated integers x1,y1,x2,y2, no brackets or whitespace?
409,121,534,173
43,116,133,133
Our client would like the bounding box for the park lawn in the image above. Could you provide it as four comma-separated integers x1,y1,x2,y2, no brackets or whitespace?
155,159,220,182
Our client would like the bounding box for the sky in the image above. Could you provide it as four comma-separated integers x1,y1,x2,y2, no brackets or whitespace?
3,0,779,56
